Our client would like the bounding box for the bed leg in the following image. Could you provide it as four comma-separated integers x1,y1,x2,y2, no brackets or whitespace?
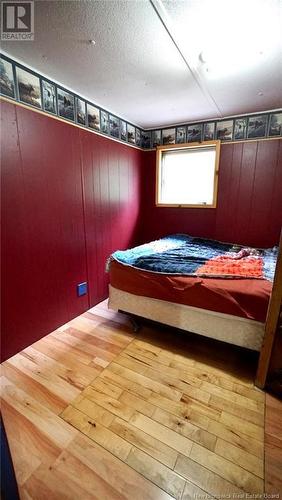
130,315,141,334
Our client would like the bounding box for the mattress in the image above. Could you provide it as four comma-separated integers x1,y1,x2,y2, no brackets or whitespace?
109,259,272,323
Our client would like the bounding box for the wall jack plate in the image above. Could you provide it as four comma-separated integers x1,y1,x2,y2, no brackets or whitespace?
77,282,87,297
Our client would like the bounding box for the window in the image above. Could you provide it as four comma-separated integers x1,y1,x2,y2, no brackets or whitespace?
156,141,220,208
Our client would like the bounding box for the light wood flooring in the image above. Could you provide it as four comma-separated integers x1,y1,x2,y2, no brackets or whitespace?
1,300,281,499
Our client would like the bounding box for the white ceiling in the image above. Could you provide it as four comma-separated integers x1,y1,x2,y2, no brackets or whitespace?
2,0,282,128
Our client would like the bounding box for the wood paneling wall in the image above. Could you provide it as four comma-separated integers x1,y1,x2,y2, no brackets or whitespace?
141,140,282,248
1,101,142,361
80,131,142,306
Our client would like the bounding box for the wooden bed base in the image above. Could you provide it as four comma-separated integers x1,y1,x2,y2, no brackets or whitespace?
109,285,265,351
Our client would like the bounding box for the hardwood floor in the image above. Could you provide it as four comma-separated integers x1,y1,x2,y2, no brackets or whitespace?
1,300,281,499
265,393,282,494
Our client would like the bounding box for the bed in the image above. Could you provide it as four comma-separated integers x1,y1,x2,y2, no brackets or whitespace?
107,234,279,352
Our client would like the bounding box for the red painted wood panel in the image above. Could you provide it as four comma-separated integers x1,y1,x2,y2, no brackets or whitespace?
214,142,236,243
1,101,142,361
141,140,282,247
1,102,89,361
248,140,279,246
81,130,143,306
234,142,258,244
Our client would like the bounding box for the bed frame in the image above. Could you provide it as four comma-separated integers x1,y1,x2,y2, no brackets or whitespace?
108,231,282,388
109,285,265,351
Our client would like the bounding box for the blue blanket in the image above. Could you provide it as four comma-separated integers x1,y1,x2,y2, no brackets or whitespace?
109,234,278,282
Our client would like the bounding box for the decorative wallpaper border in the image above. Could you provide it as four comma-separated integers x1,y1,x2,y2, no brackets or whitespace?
0,53,147,149
149,111,282,148
1,53,281,150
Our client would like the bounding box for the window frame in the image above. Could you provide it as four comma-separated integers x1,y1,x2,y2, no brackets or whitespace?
155,140,221,208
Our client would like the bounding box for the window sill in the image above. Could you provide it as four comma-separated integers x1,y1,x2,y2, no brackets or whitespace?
155,203,217,208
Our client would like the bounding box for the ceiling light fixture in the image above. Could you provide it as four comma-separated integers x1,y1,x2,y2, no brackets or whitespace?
185,0,279,80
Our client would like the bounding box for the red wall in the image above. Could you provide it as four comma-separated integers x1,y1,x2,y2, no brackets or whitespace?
141,140,282,248
80,129,142,305
1,101,143,361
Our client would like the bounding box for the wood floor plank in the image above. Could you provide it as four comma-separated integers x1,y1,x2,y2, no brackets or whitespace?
119,353,211,405
265,432,282,495
125,346,203,388
152,407,217,452
200,380,264,412
193,359,254,387
51,329,116,363
109,362,183,401
129,412,193,458
85,311,131,331
66,327,124,355
175,454,245,497
23,345,100,388
22,461,95,500
133,339,162,355
33,335,94,366
70,395,115,428
77,386,136,421
1,362,67,415
86,305,131,328
215,438,264,478
189,443,264,493
147,392,211,431
207,420,264,458
147,388,220,425
119,349,177,376
98,367,153,399
68,434,174,500
265,394,282,495
115,352,152,375
178,393,221,421
4,353,80,404
1,400,60,486
91,378,124,399
265,396,282,438
168,357,258,394
219,411,264,442
126,447,185,500
1,376,77,450
69,316,132,347
208,394,264,427
119,391,155,417
109,417,178,468
181,480,215,500
89,356,110,370
232,383,264,403
61,405,132,461
50,450,126,499
127,343,171,365
160,349,253,387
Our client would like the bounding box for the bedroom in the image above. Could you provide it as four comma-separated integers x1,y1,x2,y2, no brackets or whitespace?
0,0,282,498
